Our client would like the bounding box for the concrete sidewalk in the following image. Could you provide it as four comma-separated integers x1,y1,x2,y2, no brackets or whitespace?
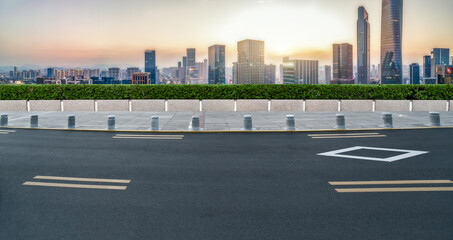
1,111,453,131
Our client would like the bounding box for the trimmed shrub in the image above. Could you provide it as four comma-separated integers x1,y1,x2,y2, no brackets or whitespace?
0,84,452,100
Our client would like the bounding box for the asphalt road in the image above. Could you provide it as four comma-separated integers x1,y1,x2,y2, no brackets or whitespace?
0,128,452,239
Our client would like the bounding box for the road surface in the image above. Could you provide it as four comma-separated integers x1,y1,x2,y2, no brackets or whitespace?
0,128,452,239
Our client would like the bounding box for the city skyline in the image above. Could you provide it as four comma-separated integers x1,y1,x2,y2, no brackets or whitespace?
1,0,452,68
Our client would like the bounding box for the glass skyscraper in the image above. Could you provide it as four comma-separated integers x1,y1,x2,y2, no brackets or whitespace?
145,50,157,84
237,39,265,84
423,55,431,79
409,63,420,85
357,6,370,85
430,48,450,77
332,43,354,84
380,0,403,84
208,45,226,84
187,48,196,67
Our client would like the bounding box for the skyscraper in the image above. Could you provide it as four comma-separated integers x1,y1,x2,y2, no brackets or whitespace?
145,50,157,84
264,64,276,84
237,39,265,84
126,67,141,80
430,48,450,77
409,63,420,84
332,43,354,84
324,66,332,84
380,0,403,84
208,45,226,84
47,68,55,78
423,55,431,79
357,6,370,84
108,67,120,81
187,48,196,67
283,57,318,84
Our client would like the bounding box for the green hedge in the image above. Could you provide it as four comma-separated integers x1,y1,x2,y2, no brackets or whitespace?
0,84,452,100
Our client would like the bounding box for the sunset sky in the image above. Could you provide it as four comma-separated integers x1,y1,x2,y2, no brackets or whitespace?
0,0,452,68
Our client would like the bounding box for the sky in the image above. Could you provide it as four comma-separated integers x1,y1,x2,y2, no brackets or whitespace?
0,0,452,69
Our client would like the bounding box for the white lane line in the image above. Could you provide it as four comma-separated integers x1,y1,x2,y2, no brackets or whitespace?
0,132,10,135
308,133,380,137
312,135,387,139
33,176,131,184
330,180,453,186
23,181,127,190
336,187,453,193
115,134,184,138
112,136,183,140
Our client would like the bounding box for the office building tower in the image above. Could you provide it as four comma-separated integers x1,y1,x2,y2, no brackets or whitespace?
332,43,354,84
108,67,120,81
423,56,431,79
187,48,196,67
13,66,18,80
324,66,332,84
409,63,420,84
237,39,265,84
232,62,238,84
381,0,403,84
436,65,452,84
126,67,141,80
208,45,226,84
264,64,276,84
183,57,187,68
283,57,318,84
430,48,450,77
47,68,55,78
197,59,209,84
145,50,157,84
186,66,199,84
132,73,150,84
357,6,370,84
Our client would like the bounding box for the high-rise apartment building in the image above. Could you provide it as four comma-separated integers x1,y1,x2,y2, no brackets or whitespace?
197,59,209,84
264,64,276,84
324,66,332,84
126,67,141,80
208,45,226,84
380,0,403,84
232,62,238,84
187,48,196,67
108,67,120,81
145,50,157,84
430,48,450,77
237,39,265,84
332,43,354,84
409,63,420,84
283,57,318,84
47,68,55,78
357,6,370,84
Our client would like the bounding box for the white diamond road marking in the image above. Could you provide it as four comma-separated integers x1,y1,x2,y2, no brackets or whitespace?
317,146,429,162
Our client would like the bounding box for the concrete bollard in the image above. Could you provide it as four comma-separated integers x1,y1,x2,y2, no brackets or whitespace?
429,112,441,127
151,116,159,131
108,115,115,130
286,115,296,131
336,114,346,130
382,112,393,128
68,115,76,129
0,113,8,127
30,115,38,128
191,116,200,131
244,115,253,131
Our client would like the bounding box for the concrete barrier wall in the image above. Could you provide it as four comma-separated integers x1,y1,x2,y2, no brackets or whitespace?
0,100,27,111
305,100,338,112
131,100,165,112
236,100,268,112
0,100,452,112
375,100,411,112
341,100,374,112
29,100,61,111
271,100,304,112
97,100,129,111
63,100,95,112
167,100,200,112
412,100,448,112
202,100,235,112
